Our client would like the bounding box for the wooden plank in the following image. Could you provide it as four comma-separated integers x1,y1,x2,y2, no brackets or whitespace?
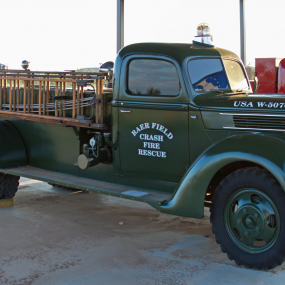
95,80,99,123
31,80,35,111
63,81,66,117
72,82,76,118
99,79,104,124
17,79,20,111
0,199,14,208
55,82,58,117
0,69,107,76
9,79,12,111
27,81,30,113
77,85,80,117
46,74,50,115
3,78,6,109
0,74,99,81
38,81,42,115
80,86,84,115
0,110,107,129
13,80,16,111
43,81,46,115
0,77,80,83
59,82,62,117
23,81,27,113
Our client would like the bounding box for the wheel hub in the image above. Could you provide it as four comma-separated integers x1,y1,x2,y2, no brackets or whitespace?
245,215,256,227
225,188,280,253
236,205,264,238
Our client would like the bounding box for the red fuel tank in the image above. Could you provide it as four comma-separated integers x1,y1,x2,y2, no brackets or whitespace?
278,59,285,94
255,58,282,93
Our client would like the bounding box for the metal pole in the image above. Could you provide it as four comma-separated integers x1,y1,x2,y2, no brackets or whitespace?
240,0,246,65
117,0,124,53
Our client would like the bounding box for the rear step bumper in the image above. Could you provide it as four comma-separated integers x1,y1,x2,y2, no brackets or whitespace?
0,166,172,206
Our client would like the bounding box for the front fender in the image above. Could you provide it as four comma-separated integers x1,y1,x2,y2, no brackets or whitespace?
0,120,28,168
153,133,285,218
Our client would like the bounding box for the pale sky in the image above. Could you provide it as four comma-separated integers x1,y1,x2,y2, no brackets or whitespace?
1,0,284,71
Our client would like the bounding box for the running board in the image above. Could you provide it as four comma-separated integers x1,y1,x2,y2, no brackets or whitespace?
0,166,171,206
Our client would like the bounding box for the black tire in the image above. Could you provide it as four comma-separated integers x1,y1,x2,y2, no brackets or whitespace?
0,173,5,197
210,167,285,270
0,174,20,199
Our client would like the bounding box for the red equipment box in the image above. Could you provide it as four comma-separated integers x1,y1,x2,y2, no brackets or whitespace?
255,58,282,93
278,59,285,94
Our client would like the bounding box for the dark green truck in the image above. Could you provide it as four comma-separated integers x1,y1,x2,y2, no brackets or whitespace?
1,41,285,270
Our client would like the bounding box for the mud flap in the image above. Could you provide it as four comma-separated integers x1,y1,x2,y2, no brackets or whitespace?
0,121,28,168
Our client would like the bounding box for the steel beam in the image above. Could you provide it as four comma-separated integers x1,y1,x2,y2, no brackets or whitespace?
240,0,246,65
117,0,124,53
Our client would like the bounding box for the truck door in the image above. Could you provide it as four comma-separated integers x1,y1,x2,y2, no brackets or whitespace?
117,55,189,183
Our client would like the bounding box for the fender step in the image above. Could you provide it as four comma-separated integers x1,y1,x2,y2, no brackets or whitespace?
0,166,171,205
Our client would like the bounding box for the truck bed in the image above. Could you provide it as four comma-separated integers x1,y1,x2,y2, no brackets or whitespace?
0,69,110,130
0,166,172,206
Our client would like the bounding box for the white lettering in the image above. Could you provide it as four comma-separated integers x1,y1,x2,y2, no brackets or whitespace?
156,135,163,142
140,134,164,141
234,101,241,107
257,102,266,107
247,102,253,108
133,123,173,139
167,133,173,139
138,149,167,158
142,142,161,149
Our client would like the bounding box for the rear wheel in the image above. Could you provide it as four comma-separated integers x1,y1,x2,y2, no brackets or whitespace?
210,167,285,269
0,173,20,199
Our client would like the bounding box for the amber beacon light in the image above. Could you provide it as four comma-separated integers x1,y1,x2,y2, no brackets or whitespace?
193,23,214,46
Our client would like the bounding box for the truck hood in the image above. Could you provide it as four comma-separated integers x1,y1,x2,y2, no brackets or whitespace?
198,92,285,133
194,92,285,112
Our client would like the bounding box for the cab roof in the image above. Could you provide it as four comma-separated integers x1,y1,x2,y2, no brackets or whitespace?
118,42,239,66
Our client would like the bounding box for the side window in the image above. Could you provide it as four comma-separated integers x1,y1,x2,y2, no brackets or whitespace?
188,58,229,92
128,59,180,96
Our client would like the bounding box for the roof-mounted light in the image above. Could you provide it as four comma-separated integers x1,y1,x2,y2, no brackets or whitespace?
193,23,214,47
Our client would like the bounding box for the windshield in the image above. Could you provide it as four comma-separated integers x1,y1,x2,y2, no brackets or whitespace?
188,58,249,94
223,59,249,90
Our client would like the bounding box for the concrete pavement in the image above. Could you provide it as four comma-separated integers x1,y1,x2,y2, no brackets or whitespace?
0,178,285,285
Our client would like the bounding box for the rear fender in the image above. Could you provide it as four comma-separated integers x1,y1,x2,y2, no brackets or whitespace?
153,134,285,218
0,121,28,168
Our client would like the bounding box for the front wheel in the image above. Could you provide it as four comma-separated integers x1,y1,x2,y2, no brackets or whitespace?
0,173,20,199
210,167,285,269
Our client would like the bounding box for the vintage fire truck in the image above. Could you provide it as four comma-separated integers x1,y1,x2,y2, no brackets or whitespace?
1,24,285,270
